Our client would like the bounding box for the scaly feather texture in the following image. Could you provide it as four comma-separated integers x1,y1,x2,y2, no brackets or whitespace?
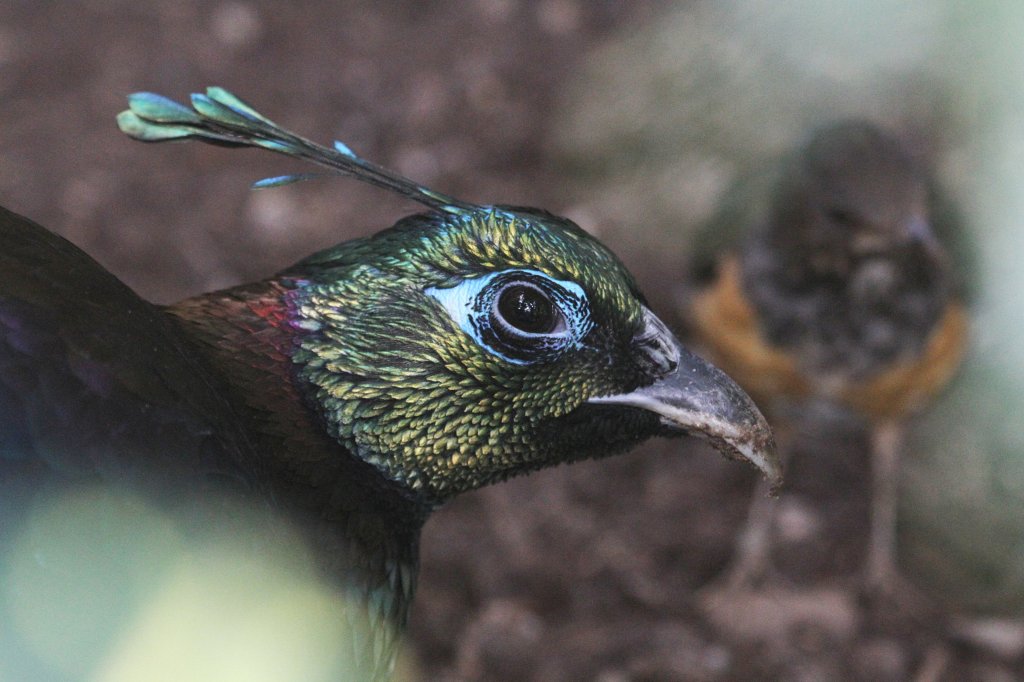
0,88,777,680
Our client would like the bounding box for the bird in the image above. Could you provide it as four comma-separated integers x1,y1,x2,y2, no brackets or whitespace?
0,87,778,681
683,120,969,595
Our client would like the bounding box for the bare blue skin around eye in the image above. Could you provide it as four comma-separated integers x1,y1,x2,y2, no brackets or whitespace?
425,269,593,365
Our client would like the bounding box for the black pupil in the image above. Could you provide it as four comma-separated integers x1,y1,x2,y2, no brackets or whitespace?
497,285,556,334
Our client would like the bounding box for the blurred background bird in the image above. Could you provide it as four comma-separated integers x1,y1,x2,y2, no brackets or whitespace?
0,87,776,681
682,120,969,594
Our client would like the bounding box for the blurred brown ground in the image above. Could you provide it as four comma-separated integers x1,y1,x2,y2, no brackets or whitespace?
1,2,1021,680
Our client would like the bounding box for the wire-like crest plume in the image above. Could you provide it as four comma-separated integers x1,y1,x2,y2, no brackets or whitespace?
117,87,476,215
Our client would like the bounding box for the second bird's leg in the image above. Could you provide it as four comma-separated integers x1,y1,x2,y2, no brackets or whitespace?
865,419,905,591
862,419,941,617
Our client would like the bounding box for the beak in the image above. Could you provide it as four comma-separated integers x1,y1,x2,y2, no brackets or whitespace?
588,309,781,489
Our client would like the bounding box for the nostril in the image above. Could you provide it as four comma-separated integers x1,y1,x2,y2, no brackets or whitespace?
640,340,677,374
633,309,680,377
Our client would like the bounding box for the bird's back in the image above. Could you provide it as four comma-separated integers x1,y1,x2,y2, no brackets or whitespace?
0,204,260,496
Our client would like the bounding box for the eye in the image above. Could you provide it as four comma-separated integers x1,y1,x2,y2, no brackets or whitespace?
425,269,593,365
494,283,562,335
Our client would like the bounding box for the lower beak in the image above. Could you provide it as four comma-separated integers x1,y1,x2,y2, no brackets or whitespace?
588,312,780,488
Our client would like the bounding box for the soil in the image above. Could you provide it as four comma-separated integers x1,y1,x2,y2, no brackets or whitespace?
1,1,1019,680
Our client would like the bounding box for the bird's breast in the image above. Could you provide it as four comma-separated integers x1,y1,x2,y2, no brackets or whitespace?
689,256,969,421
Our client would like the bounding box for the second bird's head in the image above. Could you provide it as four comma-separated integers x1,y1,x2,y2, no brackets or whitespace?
771,121,943,268
119,88,779,505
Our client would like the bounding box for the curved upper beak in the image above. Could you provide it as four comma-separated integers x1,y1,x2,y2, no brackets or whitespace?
588,309,781,489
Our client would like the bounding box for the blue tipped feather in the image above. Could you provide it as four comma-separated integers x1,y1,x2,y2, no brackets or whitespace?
333,140,357,159
206,86,275,125
254,139,299,153
252,174,321,189
117,111,239,144
190,93,261,129
127,92,201,124
116,111,196,142
116,87,477,214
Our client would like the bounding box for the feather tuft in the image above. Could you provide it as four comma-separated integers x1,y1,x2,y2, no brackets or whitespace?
117,87,477,214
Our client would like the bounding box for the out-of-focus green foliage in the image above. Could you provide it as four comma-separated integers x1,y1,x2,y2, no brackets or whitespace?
901,1,1024,614
904,353,1024,613
0,486,393,681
